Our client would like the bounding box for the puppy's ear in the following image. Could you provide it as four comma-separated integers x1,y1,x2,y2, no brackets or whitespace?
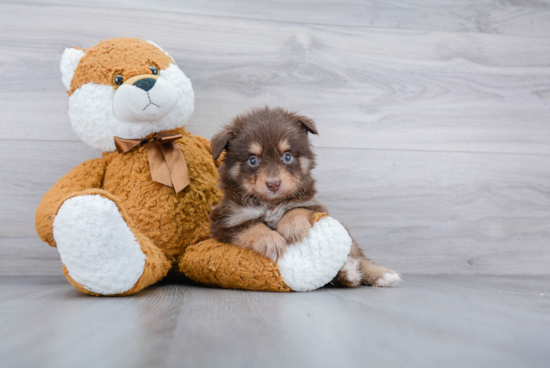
211,126,233,160
296,115,318,135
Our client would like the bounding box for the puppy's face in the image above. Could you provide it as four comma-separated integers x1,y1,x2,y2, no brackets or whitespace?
212,107,318,203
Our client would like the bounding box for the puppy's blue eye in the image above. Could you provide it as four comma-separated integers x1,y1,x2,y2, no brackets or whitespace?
248,155,259,167
150,66,159,75
283,152,293,163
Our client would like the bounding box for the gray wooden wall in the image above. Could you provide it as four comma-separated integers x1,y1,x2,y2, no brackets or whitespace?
1,1,549,276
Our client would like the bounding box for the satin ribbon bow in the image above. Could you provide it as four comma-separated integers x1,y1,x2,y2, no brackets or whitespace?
114,132,190,193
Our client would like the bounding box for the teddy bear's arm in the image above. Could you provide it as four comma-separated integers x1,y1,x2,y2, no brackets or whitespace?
35,157,107,247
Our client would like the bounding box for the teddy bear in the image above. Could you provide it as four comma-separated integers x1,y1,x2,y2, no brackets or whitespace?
35,37,356,296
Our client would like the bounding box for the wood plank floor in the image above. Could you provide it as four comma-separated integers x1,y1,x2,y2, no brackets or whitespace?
1,1,550,275
1,275,549,368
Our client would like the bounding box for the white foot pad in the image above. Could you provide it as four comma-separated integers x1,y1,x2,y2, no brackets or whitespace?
278,217,352,292
375,272,402,287
53,195,146,295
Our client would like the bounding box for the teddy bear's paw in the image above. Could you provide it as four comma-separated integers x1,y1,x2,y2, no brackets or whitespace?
53,195,146,295
277,216,352,292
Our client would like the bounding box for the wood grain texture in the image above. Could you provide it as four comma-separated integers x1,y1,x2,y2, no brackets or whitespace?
1,3,550,155
11,0,550,38
1,275,549,368
315,148,550,275
2,140,548,275
0,238,62,276
0,140,101,239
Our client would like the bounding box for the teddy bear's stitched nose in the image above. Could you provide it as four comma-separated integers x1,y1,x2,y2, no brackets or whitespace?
133,78,157,92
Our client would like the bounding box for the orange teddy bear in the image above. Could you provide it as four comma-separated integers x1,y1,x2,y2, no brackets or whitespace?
36,38,356,296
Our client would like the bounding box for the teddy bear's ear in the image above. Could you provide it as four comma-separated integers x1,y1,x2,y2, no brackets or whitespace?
211,126,234,160
60,47,85,91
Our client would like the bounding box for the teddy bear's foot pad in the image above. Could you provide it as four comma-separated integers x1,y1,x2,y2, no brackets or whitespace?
53,195,146,295
278,216,352,292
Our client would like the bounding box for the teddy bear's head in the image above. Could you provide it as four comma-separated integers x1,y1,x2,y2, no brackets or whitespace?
60,38,194,152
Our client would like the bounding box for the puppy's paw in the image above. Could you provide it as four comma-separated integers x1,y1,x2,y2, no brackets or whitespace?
333,256,362,288
358,258,401,287
374,272,402,287
277,211,312,244
251,231,287,262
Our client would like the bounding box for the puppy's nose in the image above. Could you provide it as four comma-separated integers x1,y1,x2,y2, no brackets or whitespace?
133,78,157,92
266,180,281,192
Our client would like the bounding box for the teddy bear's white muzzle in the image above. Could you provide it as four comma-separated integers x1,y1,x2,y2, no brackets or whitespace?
113,77,179,122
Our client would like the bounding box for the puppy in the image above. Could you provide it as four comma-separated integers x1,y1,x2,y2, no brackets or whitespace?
210,107,400,287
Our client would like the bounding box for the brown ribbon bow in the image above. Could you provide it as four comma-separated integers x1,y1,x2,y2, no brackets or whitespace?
114,132,190,193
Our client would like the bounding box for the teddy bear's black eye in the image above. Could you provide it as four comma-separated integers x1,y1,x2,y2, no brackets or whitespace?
150,66,159,75
113,75,124,86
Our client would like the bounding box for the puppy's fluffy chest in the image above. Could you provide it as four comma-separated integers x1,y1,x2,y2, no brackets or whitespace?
223,198,320,229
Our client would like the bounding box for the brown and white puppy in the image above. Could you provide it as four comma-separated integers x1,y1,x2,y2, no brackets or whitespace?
210,106,400,287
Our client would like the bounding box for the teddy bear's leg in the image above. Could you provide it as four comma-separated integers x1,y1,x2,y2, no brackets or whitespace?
178,239,292,292
53,194,171,296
